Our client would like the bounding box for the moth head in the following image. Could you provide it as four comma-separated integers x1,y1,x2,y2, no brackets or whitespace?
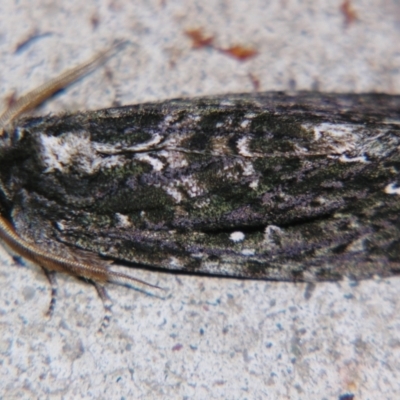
0,126,12,155
0,124,25,154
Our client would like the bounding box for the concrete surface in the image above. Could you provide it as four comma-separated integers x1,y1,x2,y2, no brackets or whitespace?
1,0,400,399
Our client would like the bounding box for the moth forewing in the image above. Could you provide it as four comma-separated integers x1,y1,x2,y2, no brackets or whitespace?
1,49,400,326
8,92,400,280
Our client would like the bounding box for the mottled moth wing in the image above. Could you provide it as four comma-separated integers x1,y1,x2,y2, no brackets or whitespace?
1,92,400,282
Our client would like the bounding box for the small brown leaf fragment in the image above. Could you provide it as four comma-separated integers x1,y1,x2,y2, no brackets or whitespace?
219,45,258,61
340,0,358,26
185,28,214,48
185,28,257,62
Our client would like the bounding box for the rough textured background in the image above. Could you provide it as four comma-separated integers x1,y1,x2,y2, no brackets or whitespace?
1,1,400,399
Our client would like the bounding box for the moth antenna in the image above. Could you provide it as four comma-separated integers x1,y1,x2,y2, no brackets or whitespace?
0,40,127,133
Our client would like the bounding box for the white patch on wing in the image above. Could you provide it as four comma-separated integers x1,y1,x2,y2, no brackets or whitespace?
241,249,255,256
163,115,174,123
311,123,356,141
220,100,234,106
134,154,164,171
190,253,205,259
40,132,90,173
158,150,188,169
249,180,259,189
240,119,250,129
40,131,123,174
115,213,131,228
339,154,369,163
161,175,204,203
164,185,183,203
303,122,361,155
169,257,183,268
242,160,256,176
384,183,400,195
219,157,258,188
93,133,163,154
301,123,391,160
124,133,163,152
164,130,192,147
237,136,253,157
230,231,245,242
180,175,204,197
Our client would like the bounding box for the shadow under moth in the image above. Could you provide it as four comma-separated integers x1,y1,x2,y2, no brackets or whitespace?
1,47,400,324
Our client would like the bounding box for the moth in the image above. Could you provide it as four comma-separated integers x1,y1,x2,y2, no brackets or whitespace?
1,46,400,319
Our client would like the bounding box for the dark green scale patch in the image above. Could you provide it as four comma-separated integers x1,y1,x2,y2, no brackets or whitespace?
99,158,152,178
182,132,213,152
71,212,114,230
256,156,303,188
198,109,246,131
251,133,298,154
96,185,174,214
250,112,314,139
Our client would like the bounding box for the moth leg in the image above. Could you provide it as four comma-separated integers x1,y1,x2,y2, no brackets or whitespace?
41,268,58,317
92,281,113,333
